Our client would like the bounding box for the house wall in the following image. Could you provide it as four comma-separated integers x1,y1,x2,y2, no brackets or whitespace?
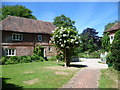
44,46,57,57
109,33,115,44
2,31,57,57
0,30,2,58
2,31,51,43
2,46,34,56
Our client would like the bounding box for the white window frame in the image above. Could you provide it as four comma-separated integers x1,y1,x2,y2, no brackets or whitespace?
109,35,114,44
12,33,23,41
4,49,16,56
38,35,42,41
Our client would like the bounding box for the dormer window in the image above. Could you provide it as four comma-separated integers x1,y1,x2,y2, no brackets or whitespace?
38,35,42,41
12,33,23,41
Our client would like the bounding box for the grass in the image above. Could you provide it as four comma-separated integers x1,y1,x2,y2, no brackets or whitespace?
1,61,81,89
98,67,119,88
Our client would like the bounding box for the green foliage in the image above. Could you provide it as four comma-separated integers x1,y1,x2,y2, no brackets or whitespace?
1,5,37,20
80,28,101,53
1,55,45,65
78,51,101,58
104,21,118,31
34,45,43,57
106,52,114,66
101,33,110,52
51,27,80,67
111,30,120,71
53,14,76,30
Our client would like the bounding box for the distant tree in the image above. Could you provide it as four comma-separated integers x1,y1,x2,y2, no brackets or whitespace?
1,5,37,20
80,28,101,53
104,21,118,31
53,14,76,30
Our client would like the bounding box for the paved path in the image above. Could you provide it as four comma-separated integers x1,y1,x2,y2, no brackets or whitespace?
63,58,108,88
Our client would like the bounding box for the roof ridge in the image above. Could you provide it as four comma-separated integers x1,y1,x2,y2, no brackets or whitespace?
3,16,53,24
104,22,119,32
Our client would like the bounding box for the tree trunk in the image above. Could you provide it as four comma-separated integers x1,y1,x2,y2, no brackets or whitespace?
64,48,70,67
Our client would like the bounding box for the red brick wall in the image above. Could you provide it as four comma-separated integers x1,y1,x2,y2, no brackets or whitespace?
2,31,51,43
2,31,57,57
2,46,34,56
44,46,57,57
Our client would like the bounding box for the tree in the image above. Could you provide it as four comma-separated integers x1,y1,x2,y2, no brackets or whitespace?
1,5,37,20
104,21,118,31
53,14,76,30
51,27,80,67
111,30,120,71
80,28,101,53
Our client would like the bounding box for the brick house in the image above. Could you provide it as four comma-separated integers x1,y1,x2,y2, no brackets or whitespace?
0,16,57,58
104,22,120,44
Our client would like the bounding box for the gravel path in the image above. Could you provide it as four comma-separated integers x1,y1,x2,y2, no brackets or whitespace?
62,58,108,88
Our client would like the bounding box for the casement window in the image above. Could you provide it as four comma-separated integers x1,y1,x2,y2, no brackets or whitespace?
110,35,114,44
4,49,16,56
12,33,23,41
38,35,42,41
48,47,52,52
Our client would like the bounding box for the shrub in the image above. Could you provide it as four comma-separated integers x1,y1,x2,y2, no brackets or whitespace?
9,56,19,64
39,56,45,62
78,50,101,58
106,52,114,67
0,56,8,65
111,30,120,71
1,55,45,65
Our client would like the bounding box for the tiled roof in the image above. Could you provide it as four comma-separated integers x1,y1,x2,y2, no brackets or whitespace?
0,16,55,34
104,22,120,33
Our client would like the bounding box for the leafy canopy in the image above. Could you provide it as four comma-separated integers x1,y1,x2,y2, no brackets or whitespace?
51,27,80,49
1,5,37,20
80,28,101,53
53,14,76,30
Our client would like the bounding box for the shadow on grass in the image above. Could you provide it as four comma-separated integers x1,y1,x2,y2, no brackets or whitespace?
58,63,88,68
1,78,23,90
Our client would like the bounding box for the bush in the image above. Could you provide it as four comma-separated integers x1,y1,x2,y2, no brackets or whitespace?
9,56,19,64
1,55,45,65
111,30,120,71
78,50,101,58
106,52,114,67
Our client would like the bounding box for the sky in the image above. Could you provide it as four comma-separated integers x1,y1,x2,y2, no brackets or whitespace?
2,2,118,36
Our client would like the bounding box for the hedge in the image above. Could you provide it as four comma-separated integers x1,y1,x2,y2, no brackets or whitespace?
0,54,45,65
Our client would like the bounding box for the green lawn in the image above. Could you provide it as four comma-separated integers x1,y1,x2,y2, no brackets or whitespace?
98,68,119,88
1,61,80,89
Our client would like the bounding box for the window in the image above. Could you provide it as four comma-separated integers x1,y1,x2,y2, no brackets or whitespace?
12,33,23,41
110,35,114,44
48,47,52,52
38,35,42,41
4,49,16,56
111,36,114,40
